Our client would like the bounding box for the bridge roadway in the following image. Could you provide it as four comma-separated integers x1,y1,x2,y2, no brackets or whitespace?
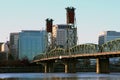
34,51,120,62
33,51,120,74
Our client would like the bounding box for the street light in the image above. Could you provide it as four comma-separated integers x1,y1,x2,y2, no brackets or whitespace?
59,56,62,59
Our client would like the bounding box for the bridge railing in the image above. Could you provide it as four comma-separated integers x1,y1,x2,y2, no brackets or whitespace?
69,44,99,55
33,44,99,60
101,39,120,52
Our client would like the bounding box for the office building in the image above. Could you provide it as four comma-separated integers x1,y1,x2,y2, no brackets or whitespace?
18,30,47,61
52,24,77,48
99,31,120,45
10,33,19,60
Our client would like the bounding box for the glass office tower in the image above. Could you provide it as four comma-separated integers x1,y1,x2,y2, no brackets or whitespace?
18,30,47,61
99,31,120,45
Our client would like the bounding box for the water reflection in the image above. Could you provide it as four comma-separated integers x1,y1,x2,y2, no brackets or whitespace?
0,73,120,80
0,78,78,80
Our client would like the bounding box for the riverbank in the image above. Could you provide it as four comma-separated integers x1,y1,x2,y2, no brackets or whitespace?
0,65,120,73
0,66,41,73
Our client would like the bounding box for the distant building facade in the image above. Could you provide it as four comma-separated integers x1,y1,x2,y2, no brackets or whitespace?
52,24,77,48
1,43,9,53
0,43,3,52
99,31,120,45
1,42,9,60
18,30,47,61
10,33,19,60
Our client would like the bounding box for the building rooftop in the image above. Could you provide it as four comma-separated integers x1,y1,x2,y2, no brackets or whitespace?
99,31,120,36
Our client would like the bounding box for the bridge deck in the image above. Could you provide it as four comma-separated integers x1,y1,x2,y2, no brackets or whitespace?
33,51,120,62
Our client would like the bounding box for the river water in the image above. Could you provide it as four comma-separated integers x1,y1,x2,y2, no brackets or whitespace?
0,72,120,80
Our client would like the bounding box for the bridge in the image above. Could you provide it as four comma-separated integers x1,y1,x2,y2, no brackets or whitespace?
33,39,120,73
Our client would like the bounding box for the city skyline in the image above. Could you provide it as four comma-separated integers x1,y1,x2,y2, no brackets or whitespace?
0,0,120,44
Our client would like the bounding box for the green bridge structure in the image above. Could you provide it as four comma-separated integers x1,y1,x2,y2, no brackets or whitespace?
33,39,120,73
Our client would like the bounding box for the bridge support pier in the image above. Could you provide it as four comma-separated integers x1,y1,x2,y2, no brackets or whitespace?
65,59,76,73
43,59,77,73
96,58,109,74
44,63,47,73
44,62,54,73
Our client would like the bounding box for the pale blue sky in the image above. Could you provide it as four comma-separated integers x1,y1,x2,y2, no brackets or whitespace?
0,0,120,44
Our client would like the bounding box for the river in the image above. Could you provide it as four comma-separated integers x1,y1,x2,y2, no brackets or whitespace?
0,72,120,80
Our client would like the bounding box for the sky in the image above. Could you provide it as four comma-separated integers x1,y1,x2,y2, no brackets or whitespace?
0,0,120,44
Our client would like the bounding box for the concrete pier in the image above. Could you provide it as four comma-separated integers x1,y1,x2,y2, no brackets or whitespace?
43,59,77,73
96,58,110,74
44,62,54,73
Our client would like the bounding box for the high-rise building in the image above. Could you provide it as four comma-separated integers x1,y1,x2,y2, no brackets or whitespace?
99,31,120,45
52,24,77,48
10,33,19,60
18,30,47,61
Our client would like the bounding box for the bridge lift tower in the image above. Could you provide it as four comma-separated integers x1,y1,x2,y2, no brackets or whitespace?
45,7,77,52
65,7,77,49
45,18,54,52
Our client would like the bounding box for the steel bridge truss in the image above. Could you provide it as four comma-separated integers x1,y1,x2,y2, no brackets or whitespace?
34,39,120,60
